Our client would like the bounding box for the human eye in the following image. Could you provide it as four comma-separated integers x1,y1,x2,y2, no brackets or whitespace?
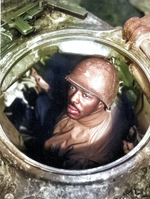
70,84,76,91
83,93,91,99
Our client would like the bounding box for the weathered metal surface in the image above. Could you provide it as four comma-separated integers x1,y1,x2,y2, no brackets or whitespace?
3,0,87,35
0,1,150,198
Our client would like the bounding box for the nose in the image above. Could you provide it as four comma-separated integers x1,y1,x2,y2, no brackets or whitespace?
70,91,80,104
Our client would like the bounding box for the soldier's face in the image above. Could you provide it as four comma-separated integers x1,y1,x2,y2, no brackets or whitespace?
67,83,101,120
31,68,50,92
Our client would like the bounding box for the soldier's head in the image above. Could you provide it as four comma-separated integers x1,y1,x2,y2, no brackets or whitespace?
66,57,119,120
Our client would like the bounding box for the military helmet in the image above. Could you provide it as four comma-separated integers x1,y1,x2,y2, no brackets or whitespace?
66,57,119,108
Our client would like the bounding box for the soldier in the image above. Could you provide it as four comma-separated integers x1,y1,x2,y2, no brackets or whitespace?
44,57,136,169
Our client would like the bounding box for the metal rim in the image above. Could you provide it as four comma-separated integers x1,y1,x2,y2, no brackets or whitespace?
0,29,150,182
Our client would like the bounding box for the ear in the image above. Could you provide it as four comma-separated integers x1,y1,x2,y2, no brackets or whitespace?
98,101,105,110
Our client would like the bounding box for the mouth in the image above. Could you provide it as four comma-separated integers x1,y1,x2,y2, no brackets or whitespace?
67,104,80,117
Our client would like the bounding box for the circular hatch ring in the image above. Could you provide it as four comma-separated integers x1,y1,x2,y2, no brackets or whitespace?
0,29,150,184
